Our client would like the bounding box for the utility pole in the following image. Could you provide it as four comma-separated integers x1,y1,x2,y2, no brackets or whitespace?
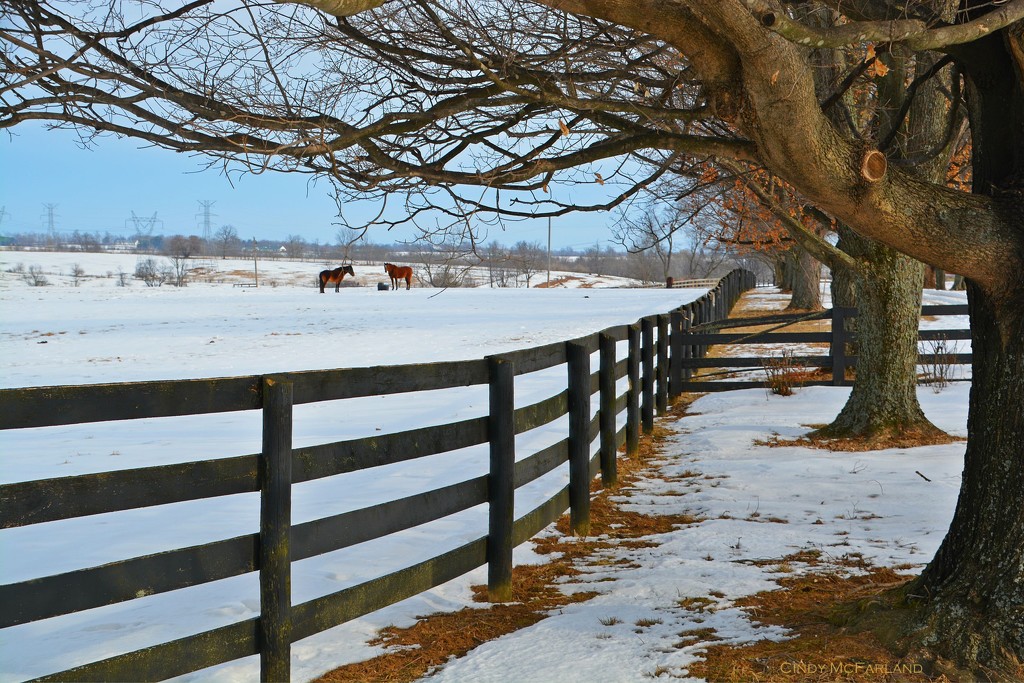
547,214,552,287
252,237,259,287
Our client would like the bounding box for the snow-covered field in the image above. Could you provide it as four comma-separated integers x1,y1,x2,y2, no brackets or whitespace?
0,251,697,681
0,252,970,682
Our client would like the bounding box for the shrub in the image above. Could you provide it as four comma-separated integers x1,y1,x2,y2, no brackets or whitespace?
23,265,49,286
762,349,807,396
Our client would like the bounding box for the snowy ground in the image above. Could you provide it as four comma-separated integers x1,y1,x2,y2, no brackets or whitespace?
422,386,967,683
0,251,694,682
709,286,971,385
0,253,970,682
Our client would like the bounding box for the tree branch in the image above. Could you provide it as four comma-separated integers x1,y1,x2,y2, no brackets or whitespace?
742,0,1024,51
721,160,858,273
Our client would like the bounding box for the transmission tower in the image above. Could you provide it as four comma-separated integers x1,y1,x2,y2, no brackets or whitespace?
0,206,8,228
127,211,161,236
41,203,58,240
196,200,216,251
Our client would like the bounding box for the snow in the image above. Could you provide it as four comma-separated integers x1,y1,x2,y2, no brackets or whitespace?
423,386,966,683
0,252,969,682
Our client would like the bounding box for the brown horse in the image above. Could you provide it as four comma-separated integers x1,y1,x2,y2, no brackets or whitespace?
318,264,355,293
383,262,413,291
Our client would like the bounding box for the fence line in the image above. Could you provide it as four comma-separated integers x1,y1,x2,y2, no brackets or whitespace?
0,270,756,682
676,303,972,392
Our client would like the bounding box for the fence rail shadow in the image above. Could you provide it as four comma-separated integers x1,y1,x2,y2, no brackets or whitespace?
0,272,972,681
0,272,755,682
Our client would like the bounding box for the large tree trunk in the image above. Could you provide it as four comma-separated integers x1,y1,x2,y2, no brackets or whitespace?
816,43,953,442
785,247,822,310
900,32,1024,675
903,286,1024,676
816,230,944,440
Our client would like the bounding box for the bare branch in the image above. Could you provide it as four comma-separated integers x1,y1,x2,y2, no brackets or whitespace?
742,0,1024,51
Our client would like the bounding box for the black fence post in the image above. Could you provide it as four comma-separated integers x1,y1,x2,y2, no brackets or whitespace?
567,341,591,536
696,300,707,359
831,306,847,386
260,376,293,683
670,309,684,397
626,323,640,456
598,332,617,487
487,356,515,601
656,314,669,415
641,318,655,434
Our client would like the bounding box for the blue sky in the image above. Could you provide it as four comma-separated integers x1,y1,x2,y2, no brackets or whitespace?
1,124,622,250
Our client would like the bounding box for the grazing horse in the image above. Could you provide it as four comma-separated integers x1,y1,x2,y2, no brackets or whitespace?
383,262,413,291
318,264,355,293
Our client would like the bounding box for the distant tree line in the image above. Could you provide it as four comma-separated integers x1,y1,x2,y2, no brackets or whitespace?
2,228,768,287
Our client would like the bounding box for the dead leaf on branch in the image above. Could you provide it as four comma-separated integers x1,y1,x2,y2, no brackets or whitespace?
864,44,890,78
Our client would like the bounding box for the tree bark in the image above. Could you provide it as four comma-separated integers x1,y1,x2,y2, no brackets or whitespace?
923,266,937,289
785,247,822,310
830,229,857,309
816,231,943,439
815,43,950,441
905,284,1024,677
899,29,1024,676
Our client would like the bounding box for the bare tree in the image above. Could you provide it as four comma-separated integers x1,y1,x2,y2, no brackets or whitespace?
214,225,240,259
283,234,307,260
4,0,1024,671
69,263,86,287
163,235,202,286
614,198,689,282
334,226,365,264
511,240,544,286
484,243,514,287
22,264,48,287
415,237,473,287
134,258,163,287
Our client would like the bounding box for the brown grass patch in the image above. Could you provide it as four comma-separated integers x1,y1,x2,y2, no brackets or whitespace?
685,567,947,682
535,275,582,288
756,427,964,452
696,293,831,385
316,395,701,683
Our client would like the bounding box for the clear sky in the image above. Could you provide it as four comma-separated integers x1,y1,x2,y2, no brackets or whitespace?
1,123,623,250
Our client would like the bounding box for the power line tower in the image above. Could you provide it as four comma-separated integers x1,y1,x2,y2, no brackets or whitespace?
41,203,58,241
127,211,161,236
196,200,216,252
125,211,163,251
0,206,8,228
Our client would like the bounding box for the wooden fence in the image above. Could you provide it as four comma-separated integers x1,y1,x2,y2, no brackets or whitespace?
0,269,756,682
677,304,972,392
639,277,722,289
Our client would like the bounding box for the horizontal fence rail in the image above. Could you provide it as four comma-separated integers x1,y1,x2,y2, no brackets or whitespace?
677,303,972,392
0,269,768,682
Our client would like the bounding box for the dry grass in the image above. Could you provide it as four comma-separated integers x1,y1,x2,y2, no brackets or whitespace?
697,294,832,386
534,275,583,288
685,566,949,683
756,428,964,452
315,396,701,683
